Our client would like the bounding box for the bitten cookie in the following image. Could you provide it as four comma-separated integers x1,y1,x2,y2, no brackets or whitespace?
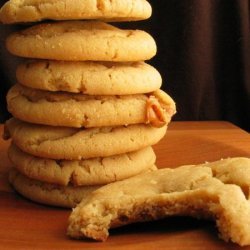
67,158,250,246
7,84,176,128
9,168,99,208
0,0,152,24
9,143,156,186
16,60,162,95
6,21,156,61
4,118,167,160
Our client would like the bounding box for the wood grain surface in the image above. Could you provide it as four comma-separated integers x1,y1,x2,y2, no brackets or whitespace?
0,121,249,250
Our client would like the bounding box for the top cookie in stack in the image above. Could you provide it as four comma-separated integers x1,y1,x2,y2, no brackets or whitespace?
0,0,152,23
1,0,176,208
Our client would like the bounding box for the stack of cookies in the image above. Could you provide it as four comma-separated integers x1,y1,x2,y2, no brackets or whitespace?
1,0,176,208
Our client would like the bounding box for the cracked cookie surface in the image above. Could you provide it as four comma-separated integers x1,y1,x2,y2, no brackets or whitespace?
4,118,167,160
0,0,152,24
16,60,162,95
6,21,156,61
67,158,250,246
9,143,156,186
9,168,99,208
7,84,176,128
9,165,157,208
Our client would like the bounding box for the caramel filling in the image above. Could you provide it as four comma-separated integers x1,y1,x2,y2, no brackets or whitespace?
146,90,176,128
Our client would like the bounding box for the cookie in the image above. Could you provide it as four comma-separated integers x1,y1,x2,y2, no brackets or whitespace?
0,0,152,24
67,158,250,246
9,166,157,208
7,84,176,128
6,21,156,61
9,143,156,186
16,60,162,95
8,168,99,208
4,118,167,160
206,157,250,198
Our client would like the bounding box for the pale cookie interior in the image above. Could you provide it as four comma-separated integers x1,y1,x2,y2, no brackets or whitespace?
67,158,250,246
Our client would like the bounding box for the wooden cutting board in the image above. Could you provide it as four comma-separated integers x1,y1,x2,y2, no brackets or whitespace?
0,121,249,249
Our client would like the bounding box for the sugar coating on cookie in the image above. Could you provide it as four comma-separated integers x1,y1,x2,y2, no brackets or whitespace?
0,0,152,24
67,158,250,246
6,21,157,61
16,60,162,95
9,143,156,186
4,118,167,160
7,84,176,128
8,168,100,208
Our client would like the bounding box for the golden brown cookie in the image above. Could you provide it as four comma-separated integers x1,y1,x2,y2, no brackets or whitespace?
16,60,162,95
9,168,99,208
7,84,176,128
6,21,156,61
0,0,152,24
4,118,167,160
9,166,157,208
9,143,156,186
68,158,250,246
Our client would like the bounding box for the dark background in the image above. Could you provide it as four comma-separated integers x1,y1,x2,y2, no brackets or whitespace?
0,0,249,131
